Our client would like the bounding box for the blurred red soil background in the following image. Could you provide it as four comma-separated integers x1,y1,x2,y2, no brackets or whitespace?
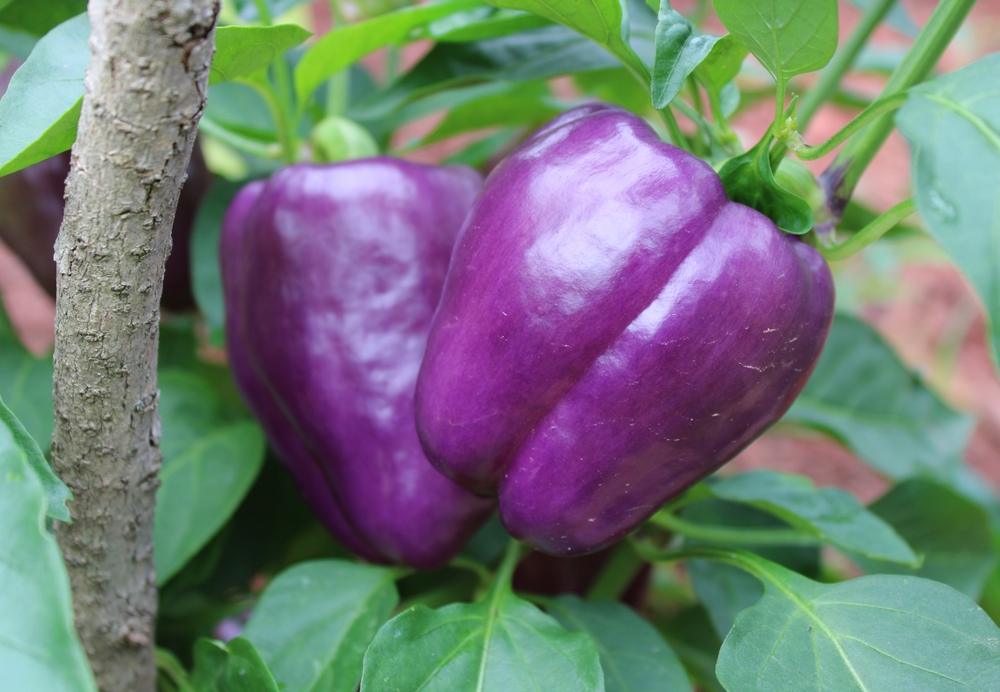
3,0,1000,509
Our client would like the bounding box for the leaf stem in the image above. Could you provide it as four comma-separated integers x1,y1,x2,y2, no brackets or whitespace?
658,107,688,150
822,197,916,260
492,538,525,595
449,556,494,591
818,0,976,231
198,116,283,159
155,648,196,692
649,510,820,546
797,0,899,130
788,91,908,161
585,540,646,601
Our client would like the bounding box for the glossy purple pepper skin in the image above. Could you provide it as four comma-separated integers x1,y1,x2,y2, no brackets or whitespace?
221,158,494,570
415,105,835,557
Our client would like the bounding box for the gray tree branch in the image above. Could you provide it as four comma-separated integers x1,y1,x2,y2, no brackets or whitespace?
51,1,218,690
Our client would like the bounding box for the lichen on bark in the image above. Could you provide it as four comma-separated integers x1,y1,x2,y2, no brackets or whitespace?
51,1,219,690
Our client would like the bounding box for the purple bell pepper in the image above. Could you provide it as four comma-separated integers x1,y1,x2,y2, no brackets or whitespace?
415,104,835,556
221,158,495,570
0,60,208,311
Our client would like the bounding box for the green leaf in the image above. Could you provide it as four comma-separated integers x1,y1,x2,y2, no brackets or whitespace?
718,138,814,234
656,606,723,692
854,479,998,600
650,3,716,109
0,304,54,456
427,8,552,42
694,34,746,92
0,400,95,691
0,0,85,38
716,553,1000,691
295,0,481,103
546,595,692,692
713,0,837,84
895,53,1000,373
706,470,918,566
210,25,311,87
191,637,281,692
192,181,245,347
225,639,281,692
154,370,266,584
682,500,820,639
192,638,230,692
350,25,620,122
0,394,68,521
784,314,977,485
422,81,561,144
0,13,88,176
484,0,648,80
242,560,399,692
360,583,603,691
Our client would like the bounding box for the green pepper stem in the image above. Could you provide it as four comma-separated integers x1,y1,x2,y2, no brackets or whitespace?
155,648,196,692
789,91,909,161
819,0,976,228
491,538,525,596
448,556,494,591
822,197,916,261
658,106,689,150
585,540,646,601
797,0,899,130
649,510,820,547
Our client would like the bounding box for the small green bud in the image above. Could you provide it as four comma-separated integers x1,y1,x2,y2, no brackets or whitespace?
311,117,379,163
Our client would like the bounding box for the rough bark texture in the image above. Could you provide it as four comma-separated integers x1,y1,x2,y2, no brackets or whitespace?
51,1,218,690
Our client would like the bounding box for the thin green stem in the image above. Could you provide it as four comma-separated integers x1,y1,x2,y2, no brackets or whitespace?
822,197,916,260
385,44,400,83
672,98,725,152
252,0,274,24
771,79,787,140
649,511,820,547
248,78,297,163
798,0,898,129
156,649,196,692
658,107,688,150
199,116,283,159
326,69,350,117
585,540,646,601
492,538,525,595
789,91,908,160
449,556,494,591
821,0,976,222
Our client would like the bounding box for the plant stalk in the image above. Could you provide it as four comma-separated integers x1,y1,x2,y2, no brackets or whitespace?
797,0,899,129
817,0,976,233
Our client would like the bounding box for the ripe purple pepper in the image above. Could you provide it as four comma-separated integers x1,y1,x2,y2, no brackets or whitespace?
415,105,835,556
221,158,494,570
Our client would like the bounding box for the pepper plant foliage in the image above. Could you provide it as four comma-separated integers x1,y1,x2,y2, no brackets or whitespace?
2,0,1000,690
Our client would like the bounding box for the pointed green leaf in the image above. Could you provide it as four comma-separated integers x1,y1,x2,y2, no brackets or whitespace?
483,0,649,81
706,470,918,566
361,586,603,691
242,560,399,692
547,595,692,692
717,554,1000,691
713,0,837,84
784,314,977,485
855,479,998,600
0,401,94,691
0,13,88,176
896,53,1000,373
154,370,266,584
650,3,716,109
295,0,481,103
0,302,55,456
210,24,312,87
